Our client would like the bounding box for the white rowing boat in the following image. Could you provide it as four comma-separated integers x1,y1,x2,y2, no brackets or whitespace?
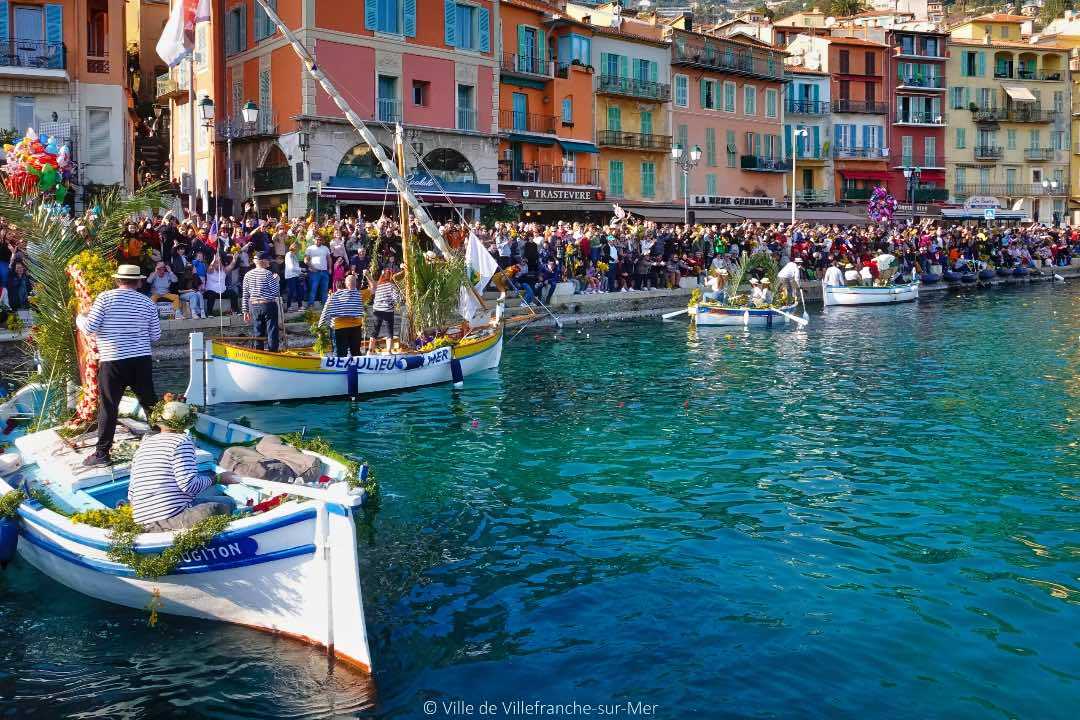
690,301,802,327
821,280,919,306
185,326,503,406
0,387,374,672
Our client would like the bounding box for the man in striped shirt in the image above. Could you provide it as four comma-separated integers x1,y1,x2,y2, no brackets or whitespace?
76,264,162,467
242,251,281,351
129,401,237,531
319,273,365,357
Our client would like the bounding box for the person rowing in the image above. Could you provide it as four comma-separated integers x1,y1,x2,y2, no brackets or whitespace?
319,273,366,357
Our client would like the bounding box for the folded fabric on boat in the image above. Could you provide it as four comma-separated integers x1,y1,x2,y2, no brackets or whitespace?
219,445,295,483
255,435,321,482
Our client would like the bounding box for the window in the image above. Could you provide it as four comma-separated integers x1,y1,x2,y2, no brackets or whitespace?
701,79,717,110
86,107,111,164
839,50,850,74
640,110,652,136
965,51,977,76
609,160,623,196
864,81,876,103
641,162,655,198
1007,129,1016,150
838,79,850,100
674,75,688,107
950,87,964,109
1054,91,1064,112
899,35,915,55
559,33,591,65
744,85,756,115
1006,167,1017,192
924,136,937,165
561,97,573,124
225,5,244,55
1053,130,1065,151
12,97,34,134
1029,129,1040,149
956,127,966,149
512,92,527,130
705,173,717,195
195,24,208,67
723,81,736,112
765,89,778,118
726,129,736,167
456,84,474,131
377,0,400,34
901,135,913,165
377,75,398,122
455,4,476,50
676,124,688,155
978,87,992,110
865,52,875,75
607,105,621,131
1000,25,1008,38
413,80,429,106
955,167,966,191
705,127,716,166
254,0,277,41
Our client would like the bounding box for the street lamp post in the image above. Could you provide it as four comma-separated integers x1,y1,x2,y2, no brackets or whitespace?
790,127,808,227
217,100,260,205
903,166,922,220
671,143,702,226
1040,178,1060,224
198,95,215,215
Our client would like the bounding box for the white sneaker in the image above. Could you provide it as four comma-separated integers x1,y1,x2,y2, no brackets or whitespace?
174,311,184,320
621,288,628,293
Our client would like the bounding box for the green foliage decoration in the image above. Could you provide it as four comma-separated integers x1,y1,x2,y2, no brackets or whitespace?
107,514,233,579
280,431,376,496
0,490,26,520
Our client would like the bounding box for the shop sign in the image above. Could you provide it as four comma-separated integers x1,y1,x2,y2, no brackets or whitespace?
963,195,1003,210
691,195,776,208
509,186,605,202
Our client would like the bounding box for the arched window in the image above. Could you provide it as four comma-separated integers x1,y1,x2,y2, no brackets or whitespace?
420,148,476,185
336,144,390,180
261,144,289,168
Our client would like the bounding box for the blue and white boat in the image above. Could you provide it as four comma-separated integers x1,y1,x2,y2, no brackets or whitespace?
690,301,803,327
0,387,373,673
821,280,919,306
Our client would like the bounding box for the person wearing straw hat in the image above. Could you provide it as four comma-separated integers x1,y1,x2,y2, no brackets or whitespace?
129,398,238,532
75,264,162,467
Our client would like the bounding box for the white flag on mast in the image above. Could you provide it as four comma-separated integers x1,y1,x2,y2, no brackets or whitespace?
458,232,500,326
156,0,212,68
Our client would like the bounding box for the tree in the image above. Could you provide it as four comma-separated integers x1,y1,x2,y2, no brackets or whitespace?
1040,0,1073,28
820,0,868,17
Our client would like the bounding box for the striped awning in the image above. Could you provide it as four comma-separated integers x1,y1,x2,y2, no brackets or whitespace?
1003,85,1037,102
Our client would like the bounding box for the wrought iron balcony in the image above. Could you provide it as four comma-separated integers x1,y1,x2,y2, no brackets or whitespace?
832,99,888,114
376,98,400,124
253,166,292,192
973,107,1057,123
833,147,887,160
500,53,553,79
954,183,1068,197
0,39,66,72
457,108,476,132
896,75,945,89
499,110,556,134
842,187,874,200
596,75,671,102
215,112,278,141
892,155,944,168
1023,147,1054,161
498,163,600,186
894,111,944,125
973,145,1003,161
913,187,949,202
792,189,831,203
597,130,672,152
741,155,792,172
785,100,829,115
671,38,783,81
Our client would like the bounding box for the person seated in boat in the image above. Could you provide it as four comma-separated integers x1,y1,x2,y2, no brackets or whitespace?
129,400,237,533
753,279,773,307
823,259,845,288
704,268,728,302
367,267,401,355
320,274,366,358
858,264,873,285
843,263,861,286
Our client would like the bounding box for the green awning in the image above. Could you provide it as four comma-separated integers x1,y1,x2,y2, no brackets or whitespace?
558,139,599,154
508,134,556,146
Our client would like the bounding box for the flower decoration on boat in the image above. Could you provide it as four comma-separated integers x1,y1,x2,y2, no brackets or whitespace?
1,128,73,203
148,397,198,432
867,186,897,223
64,252,118,429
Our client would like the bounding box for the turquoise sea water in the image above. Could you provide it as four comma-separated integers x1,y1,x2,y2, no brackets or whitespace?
2,285,1079,719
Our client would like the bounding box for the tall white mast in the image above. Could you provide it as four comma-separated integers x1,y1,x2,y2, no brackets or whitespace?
252,0,451,257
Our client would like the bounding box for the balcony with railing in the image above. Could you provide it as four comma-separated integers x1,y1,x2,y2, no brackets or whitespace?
156,68,189,100
896,75,945,90
253,166,292,192
377,98,401,123
791,189,831,203
741,155,792,172
833,99,888,114
87,50,109,74
954,183,1069,198
1024,147,1054,161
833,146,887,160
498,163,601,186
973,107,1058,123
792,148,829,162
894,111,944,125
597,130,672,152
785,99,829,115
894,40,947,61
912,187,949,202
457,108,476,132
215,111,278,141
0,39,67,76
994,67,1065,81
499,109,557,135
974,145,1004,161
500,52,554,79
892,155,944,168
596,75,671,102
842,187,874,200
671,35,784,82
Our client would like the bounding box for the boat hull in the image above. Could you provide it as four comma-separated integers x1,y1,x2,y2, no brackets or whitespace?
822,282,919,306
691,303,800,327
186,328,503,406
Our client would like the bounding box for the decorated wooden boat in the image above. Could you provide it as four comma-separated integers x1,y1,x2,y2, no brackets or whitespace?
821,280,919,306
690,301,802,327
0,388,373,672
185,325,503,406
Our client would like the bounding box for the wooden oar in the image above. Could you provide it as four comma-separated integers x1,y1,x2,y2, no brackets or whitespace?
773,308,809,327
662,308,689,320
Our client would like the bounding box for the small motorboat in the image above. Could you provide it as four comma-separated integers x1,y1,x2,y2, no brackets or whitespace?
920,273,942,284
942,270,963,282
978,269,996,281
0,387,374,672
996,268,1012,277
821,280,919,306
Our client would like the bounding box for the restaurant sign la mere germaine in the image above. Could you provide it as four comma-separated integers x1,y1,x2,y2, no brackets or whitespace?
691,196,776,208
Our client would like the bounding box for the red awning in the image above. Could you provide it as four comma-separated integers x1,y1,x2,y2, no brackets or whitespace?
839,170,891,180
917,170,945,182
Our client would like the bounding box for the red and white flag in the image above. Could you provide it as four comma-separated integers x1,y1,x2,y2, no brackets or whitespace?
156,0,211,67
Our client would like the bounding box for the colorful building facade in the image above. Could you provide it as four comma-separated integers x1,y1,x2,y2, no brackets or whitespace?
783,66,832,205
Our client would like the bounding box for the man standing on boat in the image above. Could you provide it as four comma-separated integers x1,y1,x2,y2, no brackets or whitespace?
823,259,845,288
242,251,281,352
777,257,802,302
320,274,366,357
76,264,161,468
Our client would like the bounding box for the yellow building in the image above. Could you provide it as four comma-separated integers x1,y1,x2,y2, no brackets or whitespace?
1033,11,1080,222
945,14,1069,223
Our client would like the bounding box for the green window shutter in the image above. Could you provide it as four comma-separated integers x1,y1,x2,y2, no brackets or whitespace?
812,84,820,102
0,2,8,45
618,55,628,78
706,127,716,166
600,52,610,75
677,124,688,153
540,32,547,63
607,106,621,131
404,0,417,38
517,27,527,60
365,0,377,30
640,110,652,135
976,51,985,77
813,127,820,155
649,61,658,83
445,0,457,46
45,3,63,45
785,124,792,158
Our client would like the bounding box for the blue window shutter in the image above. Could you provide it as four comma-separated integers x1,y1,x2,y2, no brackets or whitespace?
618,54,628,79
861,125,869,148
404,0,416,37
813,126,820,155
478,8,489,52
812,84,820,102
834,124,842,147
0,2,8,46
784,125,792,157
976,51,985,77
444,0,456,46
45,4,63,45
365,0,377,30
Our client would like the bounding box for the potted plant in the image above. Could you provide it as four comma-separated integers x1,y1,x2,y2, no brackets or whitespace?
968,102,979,112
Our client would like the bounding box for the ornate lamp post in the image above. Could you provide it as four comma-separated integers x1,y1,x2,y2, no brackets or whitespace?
903,166,922,219
671,143,702,226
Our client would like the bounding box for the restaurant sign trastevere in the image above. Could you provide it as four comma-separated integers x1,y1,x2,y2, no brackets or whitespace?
507,186,606,201
691,195,776,208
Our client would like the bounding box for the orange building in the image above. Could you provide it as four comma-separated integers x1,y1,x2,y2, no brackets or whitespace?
496,0,607,218
0,0,135,198
161,0,502,218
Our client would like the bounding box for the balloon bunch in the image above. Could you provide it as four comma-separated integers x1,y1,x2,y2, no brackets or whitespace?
867,185,897,223
1,128,72,203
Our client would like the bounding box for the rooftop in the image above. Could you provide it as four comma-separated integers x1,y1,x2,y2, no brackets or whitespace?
948,37,1069,51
